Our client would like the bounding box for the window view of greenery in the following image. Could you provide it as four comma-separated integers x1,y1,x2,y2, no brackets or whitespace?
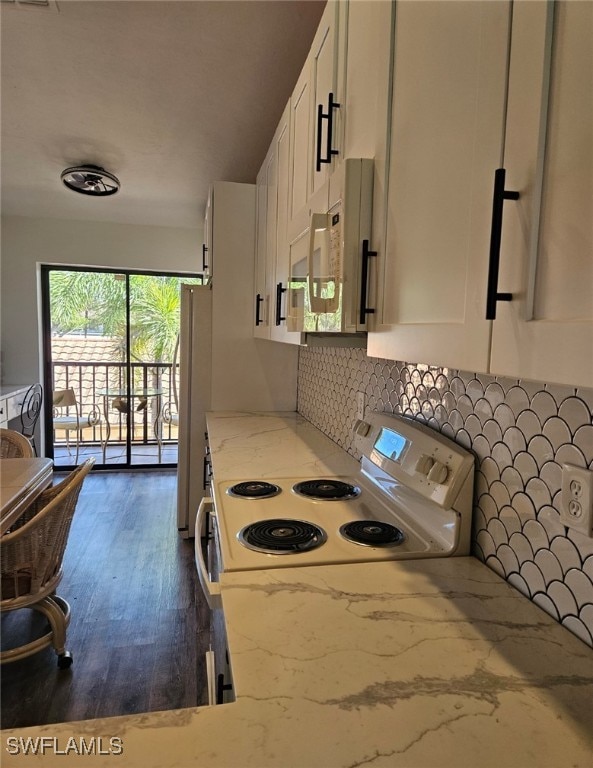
48,270,202,467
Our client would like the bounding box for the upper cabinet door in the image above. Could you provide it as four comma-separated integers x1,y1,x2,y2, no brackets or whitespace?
368,0,511,372
490,0,593,387
254,159,270,338
288,64,312,240
203,188,213,279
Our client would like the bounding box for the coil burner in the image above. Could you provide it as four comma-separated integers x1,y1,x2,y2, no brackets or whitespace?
227,481,282,499
339,520,405,547
238,519,327,554
292,479,361,501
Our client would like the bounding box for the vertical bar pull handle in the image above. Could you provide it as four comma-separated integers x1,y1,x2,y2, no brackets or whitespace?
325,92,340,165
359,240,377,326
315,103,324,173
202,244,209,272
486,168,519,320
255,293,264,326
275,283,286,326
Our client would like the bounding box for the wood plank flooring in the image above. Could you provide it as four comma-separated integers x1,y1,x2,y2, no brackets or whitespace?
1,470,210,728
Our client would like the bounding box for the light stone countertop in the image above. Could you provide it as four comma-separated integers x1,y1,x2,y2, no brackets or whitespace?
2,411,593,767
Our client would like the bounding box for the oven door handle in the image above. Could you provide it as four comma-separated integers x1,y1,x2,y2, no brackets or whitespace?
195,497,222,610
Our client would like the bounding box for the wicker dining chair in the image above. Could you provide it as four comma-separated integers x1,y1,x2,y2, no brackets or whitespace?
1,457,95,668
19,383,43,456
0,428,35,458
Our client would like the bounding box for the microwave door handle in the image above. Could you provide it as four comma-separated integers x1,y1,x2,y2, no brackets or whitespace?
195,497,222,610
308,213,330,314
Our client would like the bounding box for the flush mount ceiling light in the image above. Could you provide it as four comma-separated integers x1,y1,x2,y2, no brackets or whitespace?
60,165,120,197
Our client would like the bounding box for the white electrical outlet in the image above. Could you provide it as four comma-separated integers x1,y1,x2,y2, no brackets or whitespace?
560,464,593,537
356,392,366,420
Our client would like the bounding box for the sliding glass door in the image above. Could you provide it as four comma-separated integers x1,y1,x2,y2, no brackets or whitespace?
41,266,201,470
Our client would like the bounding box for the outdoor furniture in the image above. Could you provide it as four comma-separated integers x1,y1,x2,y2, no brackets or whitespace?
19,383,43,456
1,457,95,668
98,387,163,462
52,388,105,463
0,428,34,459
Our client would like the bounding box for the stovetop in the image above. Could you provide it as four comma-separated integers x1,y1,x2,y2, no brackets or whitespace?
210,414,475,573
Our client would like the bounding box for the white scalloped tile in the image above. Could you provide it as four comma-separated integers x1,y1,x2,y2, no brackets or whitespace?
498,505,522,537
441,423,455,440
550,537,582,573
525,477,553,510
484,381,505,410
447,408,464,433
511,491,537,522
523,519,550,553
485,555,505,578
514,451,539,485
457,394,474,420
475,470,489,498
537,505,565,540
463,378,484,404
500,467,524,496
573,425,593,465
520,379,546,399
471,434,491,461
427,386,441,404
539,461,562,499
562,616,593,646
515,409,543,443
532,592,560,620
547,580,579,618
508,532,535,564
454,428,472,450
527,435,555,469
575,386,593,411
489,479,511,509
582,555,593,582
463,414,482,441
496,376,520,394
482,419,503,448
473,397,494,425
476,493,499,523
507,572,531,598
493,403,516,433
520,561,546,595
564,568,593,609
487,517,509,547
542,416,572,450
530,391,558,422
534,548,563,585
476,529,496,559
505,386,531,417
480,456,501,485
496,544,520,576
449,376,465,398
491,442,513,472
473,508,488,533
555,443,587,469
502,426,527,457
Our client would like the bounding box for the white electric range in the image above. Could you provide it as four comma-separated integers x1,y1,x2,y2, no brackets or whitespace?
195,412,475,609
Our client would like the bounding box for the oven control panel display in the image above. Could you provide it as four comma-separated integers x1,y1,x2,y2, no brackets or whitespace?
373,428,409,463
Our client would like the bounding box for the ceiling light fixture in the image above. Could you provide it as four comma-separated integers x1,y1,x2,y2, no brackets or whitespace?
60,165,120,197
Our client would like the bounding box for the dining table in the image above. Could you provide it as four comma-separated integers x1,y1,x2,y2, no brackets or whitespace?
0,458,53,534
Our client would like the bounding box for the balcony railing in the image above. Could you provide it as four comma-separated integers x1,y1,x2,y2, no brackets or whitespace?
51,361,179,462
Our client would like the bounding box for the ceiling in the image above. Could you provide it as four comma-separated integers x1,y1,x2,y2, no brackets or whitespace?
0,0,325,229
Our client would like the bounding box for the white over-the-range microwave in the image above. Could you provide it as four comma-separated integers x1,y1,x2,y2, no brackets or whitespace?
287,158,374,335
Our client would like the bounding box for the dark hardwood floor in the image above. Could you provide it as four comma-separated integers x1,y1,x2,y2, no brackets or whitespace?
1,470,210,728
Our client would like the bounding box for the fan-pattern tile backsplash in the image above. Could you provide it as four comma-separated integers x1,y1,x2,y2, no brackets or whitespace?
297,346,593,647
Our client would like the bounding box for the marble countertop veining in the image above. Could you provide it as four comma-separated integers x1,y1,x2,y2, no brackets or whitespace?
2,411,593,767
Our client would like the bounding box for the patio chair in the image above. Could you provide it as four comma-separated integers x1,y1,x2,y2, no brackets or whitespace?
52,388,105,463
0,428,35,458
19,383,43,456
1,457,95,668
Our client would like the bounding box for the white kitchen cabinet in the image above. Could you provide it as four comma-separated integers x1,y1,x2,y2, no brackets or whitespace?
368,0,592,388
287,0,345,242
490,0,592,387
368,0,511,373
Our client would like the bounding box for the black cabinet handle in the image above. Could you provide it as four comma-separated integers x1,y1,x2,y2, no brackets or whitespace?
255,293,264,326
216,672,233,705
202,244,209,271
203,455,211,490
315,92,340,172
359,240,377,326
486,168,519,320
275,283,286,326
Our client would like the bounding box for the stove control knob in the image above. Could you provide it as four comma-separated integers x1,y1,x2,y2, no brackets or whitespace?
414,454,434,476
427,460,449,484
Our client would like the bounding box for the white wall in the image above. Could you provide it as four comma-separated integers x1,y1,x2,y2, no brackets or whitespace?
0,214,202,385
